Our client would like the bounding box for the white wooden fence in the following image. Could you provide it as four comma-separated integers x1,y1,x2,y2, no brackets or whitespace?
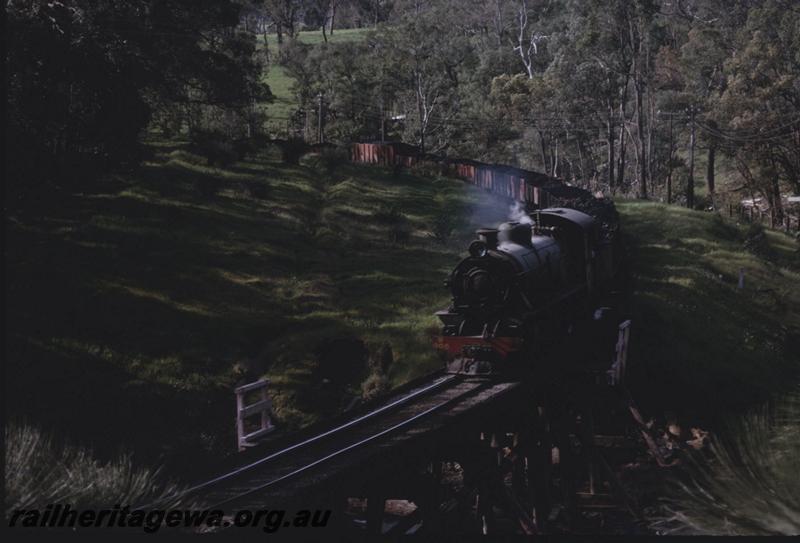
235,379,275,451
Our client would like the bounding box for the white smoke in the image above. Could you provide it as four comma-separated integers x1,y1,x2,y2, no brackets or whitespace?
509,201,533,225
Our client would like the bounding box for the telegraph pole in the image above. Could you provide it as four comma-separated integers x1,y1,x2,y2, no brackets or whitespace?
317,93,324,144
687,105,696,209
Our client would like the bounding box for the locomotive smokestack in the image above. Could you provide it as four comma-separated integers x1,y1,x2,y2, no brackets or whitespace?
476,228,498,250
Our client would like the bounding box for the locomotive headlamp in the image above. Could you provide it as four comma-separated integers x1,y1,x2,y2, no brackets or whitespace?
468,240,488,258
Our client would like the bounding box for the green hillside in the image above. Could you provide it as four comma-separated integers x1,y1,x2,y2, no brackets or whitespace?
8,148,799,475
619,202,800,423
6,144,508,472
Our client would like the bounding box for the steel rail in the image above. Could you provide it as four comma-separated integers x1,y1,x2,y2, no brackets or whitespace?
206,381,491,510
154,373,459,506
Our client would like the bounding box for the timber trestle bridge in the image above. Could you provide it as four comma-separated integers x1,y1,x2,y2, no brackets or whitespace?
154,327,657,536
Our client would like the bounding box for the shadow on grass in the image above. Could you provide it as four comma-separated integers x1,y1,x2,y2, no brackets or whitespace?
619,202,800,426
6,148,514,476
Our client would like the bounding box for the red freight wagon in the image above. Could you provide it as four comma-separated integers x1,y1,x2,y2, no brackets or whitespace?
350,142,560,208
350,142,419,167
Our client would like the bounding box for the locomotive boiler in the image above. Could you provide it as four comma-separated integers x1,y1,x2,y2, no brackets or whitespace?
434,205,620,377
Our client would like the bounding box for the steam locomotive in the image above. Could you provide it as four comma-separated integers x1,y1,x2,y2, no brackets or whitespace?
434,193,622,378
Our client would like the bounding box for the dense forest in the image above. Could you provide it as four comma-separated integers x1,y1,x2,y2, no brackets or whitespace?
8,0,800,216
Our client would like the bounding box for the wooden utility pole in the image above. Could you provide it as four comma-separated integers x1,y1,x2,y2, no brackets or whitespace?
687,105,696,209
317,93,324,144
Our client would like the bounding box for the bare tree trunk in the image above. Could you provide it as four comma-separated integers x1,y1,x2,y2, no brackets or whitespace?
687,106,696,209
607,100,615,191
416,74,427,154
707,144,716,203
770,156,784,222
552,139,559,178
647,78,656,196
616,76,630,189
514,0,537,79
538,129,550,175
629,15,647,199
494,0,503,46
636,82,647,198
617,118,627,188
667,114,674,204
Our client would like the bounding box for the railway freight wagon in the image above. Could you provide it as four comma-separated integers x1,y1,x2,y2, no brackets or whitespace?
350,141,419,167
472,164,554,208
350,141,560,208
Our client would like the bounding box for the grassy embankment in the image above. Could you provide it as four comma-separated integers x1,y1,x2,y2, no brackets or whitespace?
619,201,800,424
6,144,508,476
619,203,800,536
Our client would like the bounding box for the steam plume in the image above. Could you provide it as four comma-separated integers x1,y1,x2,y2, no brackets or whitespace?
509,201,533,225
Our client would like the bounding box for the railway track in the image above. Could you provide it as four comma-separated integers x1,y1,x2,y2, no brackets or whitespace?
162,373,497,512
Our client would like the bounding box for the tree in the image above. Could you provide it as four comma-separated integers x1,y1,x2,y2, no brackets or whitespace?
7,0,269,192
376,10,475,153
713,2,800,219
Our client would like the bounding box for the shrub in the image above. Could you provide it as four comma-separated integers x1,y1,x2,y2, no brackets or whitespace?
189,130,239,168
317,147,349,178
431,211,457,243
299,146,347,181
361,371,390,402
693,194,713,211
280,138,308,165
369,342,394,374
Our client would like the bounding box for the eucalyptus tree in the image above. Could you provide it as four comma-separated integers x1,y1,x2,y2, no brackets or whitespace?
713,1,800,218
377,8,477,153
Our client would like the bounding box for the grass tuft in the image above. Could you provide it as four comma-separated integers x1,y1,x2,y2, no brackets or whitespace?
650,388,800,535
5,421,181,515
